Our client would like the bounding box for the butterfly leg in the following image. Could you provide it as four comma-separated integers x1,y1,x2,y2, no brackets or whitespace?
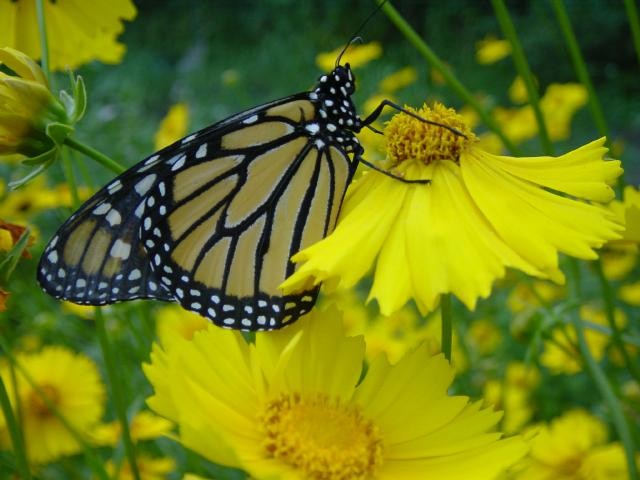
360,99,467,138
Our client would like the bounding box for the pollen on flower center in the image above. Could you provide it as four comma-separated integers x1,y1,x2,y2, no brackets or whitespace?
28,384,61,419
385,102,475,165
261,392,383,479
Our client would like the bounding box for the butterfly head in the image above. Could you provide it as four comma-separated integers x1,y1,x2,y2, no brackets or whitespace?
318,63,356,96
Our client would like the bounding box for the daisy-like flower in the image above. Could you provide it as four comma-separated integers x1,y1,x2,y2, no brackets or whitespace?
144,309,527,480
484,363,540,435
609,185,640,245
154,103,189,150
281,103,623,316
540,306,626,375
323,291,467,369
0,346,105,463
106,454,176,480
91,411,173,446
0,0,136,71
511,409,638,479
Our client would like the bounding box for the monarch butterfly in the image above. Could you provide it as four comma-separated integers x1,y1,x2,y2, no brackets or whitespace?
37,13,461,331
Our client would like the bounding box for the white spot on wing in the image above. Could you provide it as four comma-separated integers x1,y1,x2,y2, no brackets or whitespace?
93,203,111,215
47,250,58,264
195,143,208,158
128,269,141,280
106,209,122,226
171,155,186,171
110,239,131,259
135,174,157,195
243,115,258,124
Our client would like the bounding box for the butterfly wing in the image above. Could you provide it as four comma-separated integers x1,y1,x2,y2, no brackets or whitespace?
38,94,355,330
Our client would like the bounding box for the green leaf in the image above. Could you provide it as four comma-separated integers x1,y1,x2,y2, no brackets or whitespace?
59,88,76,120
8,157,56,189
20,146,58,166
45,122,74,146
72,75,87,122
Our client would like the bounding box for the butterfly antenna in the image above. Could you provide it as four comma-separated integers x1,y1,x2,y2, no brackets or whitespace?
335,0,389,67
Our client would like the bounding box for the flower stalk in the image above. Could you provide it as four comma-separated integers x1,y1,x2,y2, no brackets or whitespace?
491,0,553,155
94,308,141,480
567,260,639,480
64,136,126,174
550,0,611,149
440,294,453,362
594,258,640,382
0,375,31,479
34,0,50,82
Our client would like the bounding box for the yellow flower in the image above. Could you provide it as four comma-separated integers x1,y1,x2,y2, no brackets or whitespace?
512,409,637,479
144,310,527,480
315,41,382,72
469,318,503,355
0,218,34,258
282,103,622,316
496,83,588,145
106,454,176,480
325,291,467,369
0,47,64,158
507,281,564,315
378,66,418,93
91,411,173,446
609,185,640,245
0,346,105,463
476,36,511,64
154,103,190,150
0,1,137,71
0,177,88,221
155,304,209,347
509,76,529,104
601,249,637,281
540,83,588,141
540,306,626,375
619,281,640,306
483,363,539,435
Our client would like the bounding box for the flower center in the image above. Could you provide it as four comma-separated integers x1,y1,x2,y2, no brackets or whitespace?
28,384,60,419
261,392,383,479
385,102,475,165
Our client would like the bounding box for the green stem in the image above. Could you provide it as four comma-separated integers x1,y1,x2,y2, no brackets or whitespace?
0,337,109,480
0,376,31,479
61,149,80,209
378,0,521,155
567,259,639,480
64,136,126,174
550,0,611,146
624,0,640,66
94,308,141,480
491,0,554,155
594,258,640,382
34,0,50,82
440,293,453,362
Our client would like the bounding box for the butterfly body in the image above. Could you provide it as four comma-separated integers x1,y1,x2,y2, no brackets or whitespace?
38,65,364,331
